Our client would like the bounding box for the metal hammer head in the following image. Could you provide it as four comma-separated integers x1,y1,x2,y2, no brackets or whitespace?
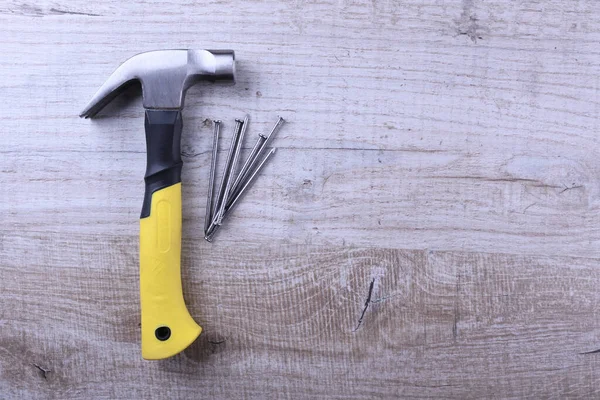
80,49,235,118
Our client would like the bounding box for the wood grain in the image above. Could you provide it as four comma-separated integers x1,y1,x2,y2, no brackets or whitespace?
1,0,600,257
2,232,600,399
1,0,600,397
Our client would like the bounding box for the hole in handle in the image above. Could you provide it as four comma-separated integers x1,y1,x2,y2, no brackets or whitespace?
155,326,171,341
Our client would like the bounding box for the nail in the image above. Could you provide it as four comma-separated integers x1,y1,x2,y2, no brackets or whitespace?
204,223,219,242
204,120,221,234
226,148,277,211
216,114,249,225
206,148,277,242
230,116,285,200
229,133,267,199
212,119,243,226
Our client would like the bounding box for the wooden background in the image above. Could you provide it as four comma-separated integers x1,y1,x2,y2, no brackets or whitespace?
1,0,600,398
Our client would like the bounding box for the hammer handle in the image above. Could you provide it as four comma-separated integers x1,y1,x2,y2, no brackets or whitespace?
139,110,201,360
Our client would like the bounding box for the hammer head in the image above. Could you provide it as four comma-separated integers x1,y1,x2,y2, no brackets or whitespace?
80,49,235,118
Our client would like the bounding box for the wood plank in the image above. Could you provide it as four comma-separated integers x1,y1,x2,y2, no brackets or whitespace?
2,145,599,257
2,0,600,397
1,0,600,257
1,232,600,398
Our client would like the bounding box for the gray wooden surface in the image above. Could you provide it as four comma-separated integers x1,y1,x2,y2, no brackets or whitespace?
1,0,600,398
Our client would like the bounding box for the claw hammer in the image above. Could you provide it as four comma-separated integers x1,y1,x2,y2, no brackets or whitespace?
80,50,236,359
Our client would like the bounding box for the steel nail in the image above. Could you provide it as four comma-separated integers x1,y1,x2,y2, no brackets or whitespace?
229,133,267,198
212,119,243,226
206,148,277,242
226,148,277,212
229,116,284,201
216,114,249,224
204,222,219,242
204,120,221,234
204,149,277,242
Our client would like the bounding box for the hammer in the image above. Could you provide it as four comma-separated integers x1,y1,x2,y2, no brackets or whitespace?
80,49,236,359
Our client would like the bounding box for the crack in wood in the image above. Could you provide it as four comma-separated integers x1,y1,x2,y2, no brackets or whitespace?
48,8,100,16
579,349,600,355
353,278,375,332
33,363,49,380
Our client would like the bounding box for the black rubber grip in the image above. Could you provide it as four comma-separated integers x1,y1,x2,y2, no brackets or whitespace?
141,110,183,218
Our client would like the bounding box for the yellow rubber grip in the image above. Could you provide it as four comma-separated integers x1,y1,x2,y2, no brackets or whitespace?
139,183,201,360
